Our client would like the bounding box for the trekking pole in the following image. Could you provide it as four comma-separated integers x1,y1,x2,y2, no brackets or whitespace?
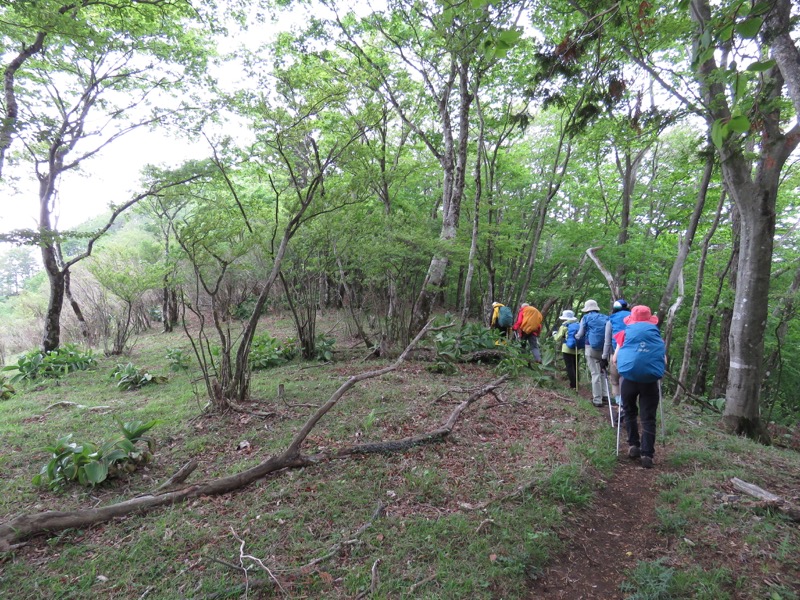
616,406,623,455
658,379,665,444
575,352,579,392
603,370,614,427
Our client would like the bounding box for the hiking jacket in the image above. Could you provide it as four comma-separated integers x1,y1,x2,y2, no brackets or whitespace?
553,322,582,355
603,310,631,359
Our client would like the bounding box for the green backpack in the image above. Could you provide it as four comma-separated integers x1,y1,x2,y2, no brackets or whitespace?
498,306,513,328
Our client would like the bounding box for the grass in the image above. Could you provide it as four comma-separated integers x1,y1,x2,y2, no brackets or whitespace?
0,311,798,599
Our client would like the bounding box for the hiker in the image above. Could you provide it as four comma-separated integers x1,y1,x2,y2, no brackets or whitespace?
512,302,543,363
552,309,583,389
612,305,666,469
601,299,631,407
490,301,513,339
575,299,609,407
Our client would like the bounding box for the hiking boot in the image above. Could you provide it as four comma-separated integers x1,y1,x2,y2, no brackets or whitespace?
628,446,641,459
592,398,603,407
641,456,653,469
602,397,610,405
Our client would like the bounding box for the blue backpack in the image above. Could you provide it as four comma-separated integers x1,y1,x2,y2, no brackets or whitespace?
566,322,585,350
616,323,665,383
609,310,630,350
497,305,514,328
583,312,608,350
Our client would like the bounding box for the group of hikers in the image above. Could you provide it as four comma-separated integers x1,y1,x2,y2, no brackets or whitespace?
490,298,666,469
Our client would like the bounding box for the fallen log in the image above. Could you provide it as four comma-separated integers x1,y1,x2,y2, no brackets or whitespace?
730,477,800,523
0,322,508,551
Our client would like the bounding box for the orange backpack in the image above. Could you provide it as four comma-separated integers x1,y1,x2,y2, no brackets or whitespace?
520,306,543,334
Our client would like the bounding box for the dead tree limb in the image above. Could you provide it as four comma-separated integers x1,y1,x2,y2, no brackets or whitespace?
335,375,509,456
585,247,620,301
0,321,436,551
730,477,800,522
296,502,385,572
155,459,198,492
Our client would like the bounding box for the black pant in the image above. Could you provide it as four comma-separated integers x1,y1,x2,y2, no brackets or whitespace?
621,378,660,458
562,352,579,388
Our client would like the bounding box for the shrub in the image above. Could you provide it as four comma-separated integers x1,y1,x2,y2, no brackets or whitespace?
111,363,167,390
427,320,497,374
166,348,190,371
2,343,97,383
0,375,14,400
314,334,335,362
33,419,158,491
148,306,163,322
232,296,268,321
249,334,298,370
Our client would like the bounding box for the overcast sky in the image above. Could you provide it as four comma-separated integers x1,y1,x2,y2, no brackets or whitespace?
0,127,210,235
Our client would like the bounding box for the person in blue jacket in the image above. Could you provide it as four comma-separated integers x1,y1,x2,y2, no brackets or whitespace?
601,299,631,408
613,305,666,469
575,299,608,407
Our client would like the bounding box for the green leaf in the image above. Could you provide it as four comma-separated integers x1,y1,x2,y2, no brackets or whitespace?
498,29,522,46
728,115,750,133
117,439,136,452
102,449,129,464
719,23,734,41
734,74,749,103
745,59,776,72
84,461,108,484
749,2,772,16
693,47,715,67
735,17,762,39
470,0,487,7
711,119,725,148
700,29,711,49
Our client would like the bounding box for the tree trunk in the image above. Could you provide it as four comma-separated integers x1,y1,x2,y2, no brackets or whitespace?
688,0,800,442
41,259,65,353
409,55,474,337
722,174,776,442
657,150,714,320
162,284,173,333
673,190,725,404
63,268,90,342
711,307,732,399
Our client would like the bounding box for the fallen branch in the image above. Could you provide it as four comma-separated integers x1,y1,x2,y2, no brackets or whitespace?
333,375,509,456
231,527,286,595
0,321,434,551
408,572,437,595
731,477,800,522
155,459,198,492
46,401,112,411
461,349,507,364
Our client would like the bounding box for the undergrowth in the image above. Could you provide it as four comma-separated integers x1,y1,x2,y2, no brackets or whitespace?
0,314,797,600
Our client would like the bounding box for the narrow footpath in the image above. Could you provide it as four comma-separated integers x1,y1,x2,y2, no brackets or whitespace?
528,409,668,599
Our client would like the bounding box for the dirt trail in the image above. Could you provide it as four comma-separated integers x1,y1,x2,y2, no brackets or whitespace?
528,410,668,599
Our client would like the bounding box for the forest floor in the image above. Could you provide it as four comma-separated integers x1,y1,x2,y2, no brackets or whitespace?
0,314,799,599
528,398,664,600
531,387,800,600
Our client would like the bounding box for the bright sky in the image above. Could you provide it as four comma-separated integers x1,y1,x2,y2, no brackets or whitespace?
0,3,299,237
0,128,207,235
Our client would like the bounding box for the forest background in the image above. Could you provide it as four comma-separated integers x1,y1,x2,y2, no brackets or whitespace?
1,0,800,597
2,0,799,431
